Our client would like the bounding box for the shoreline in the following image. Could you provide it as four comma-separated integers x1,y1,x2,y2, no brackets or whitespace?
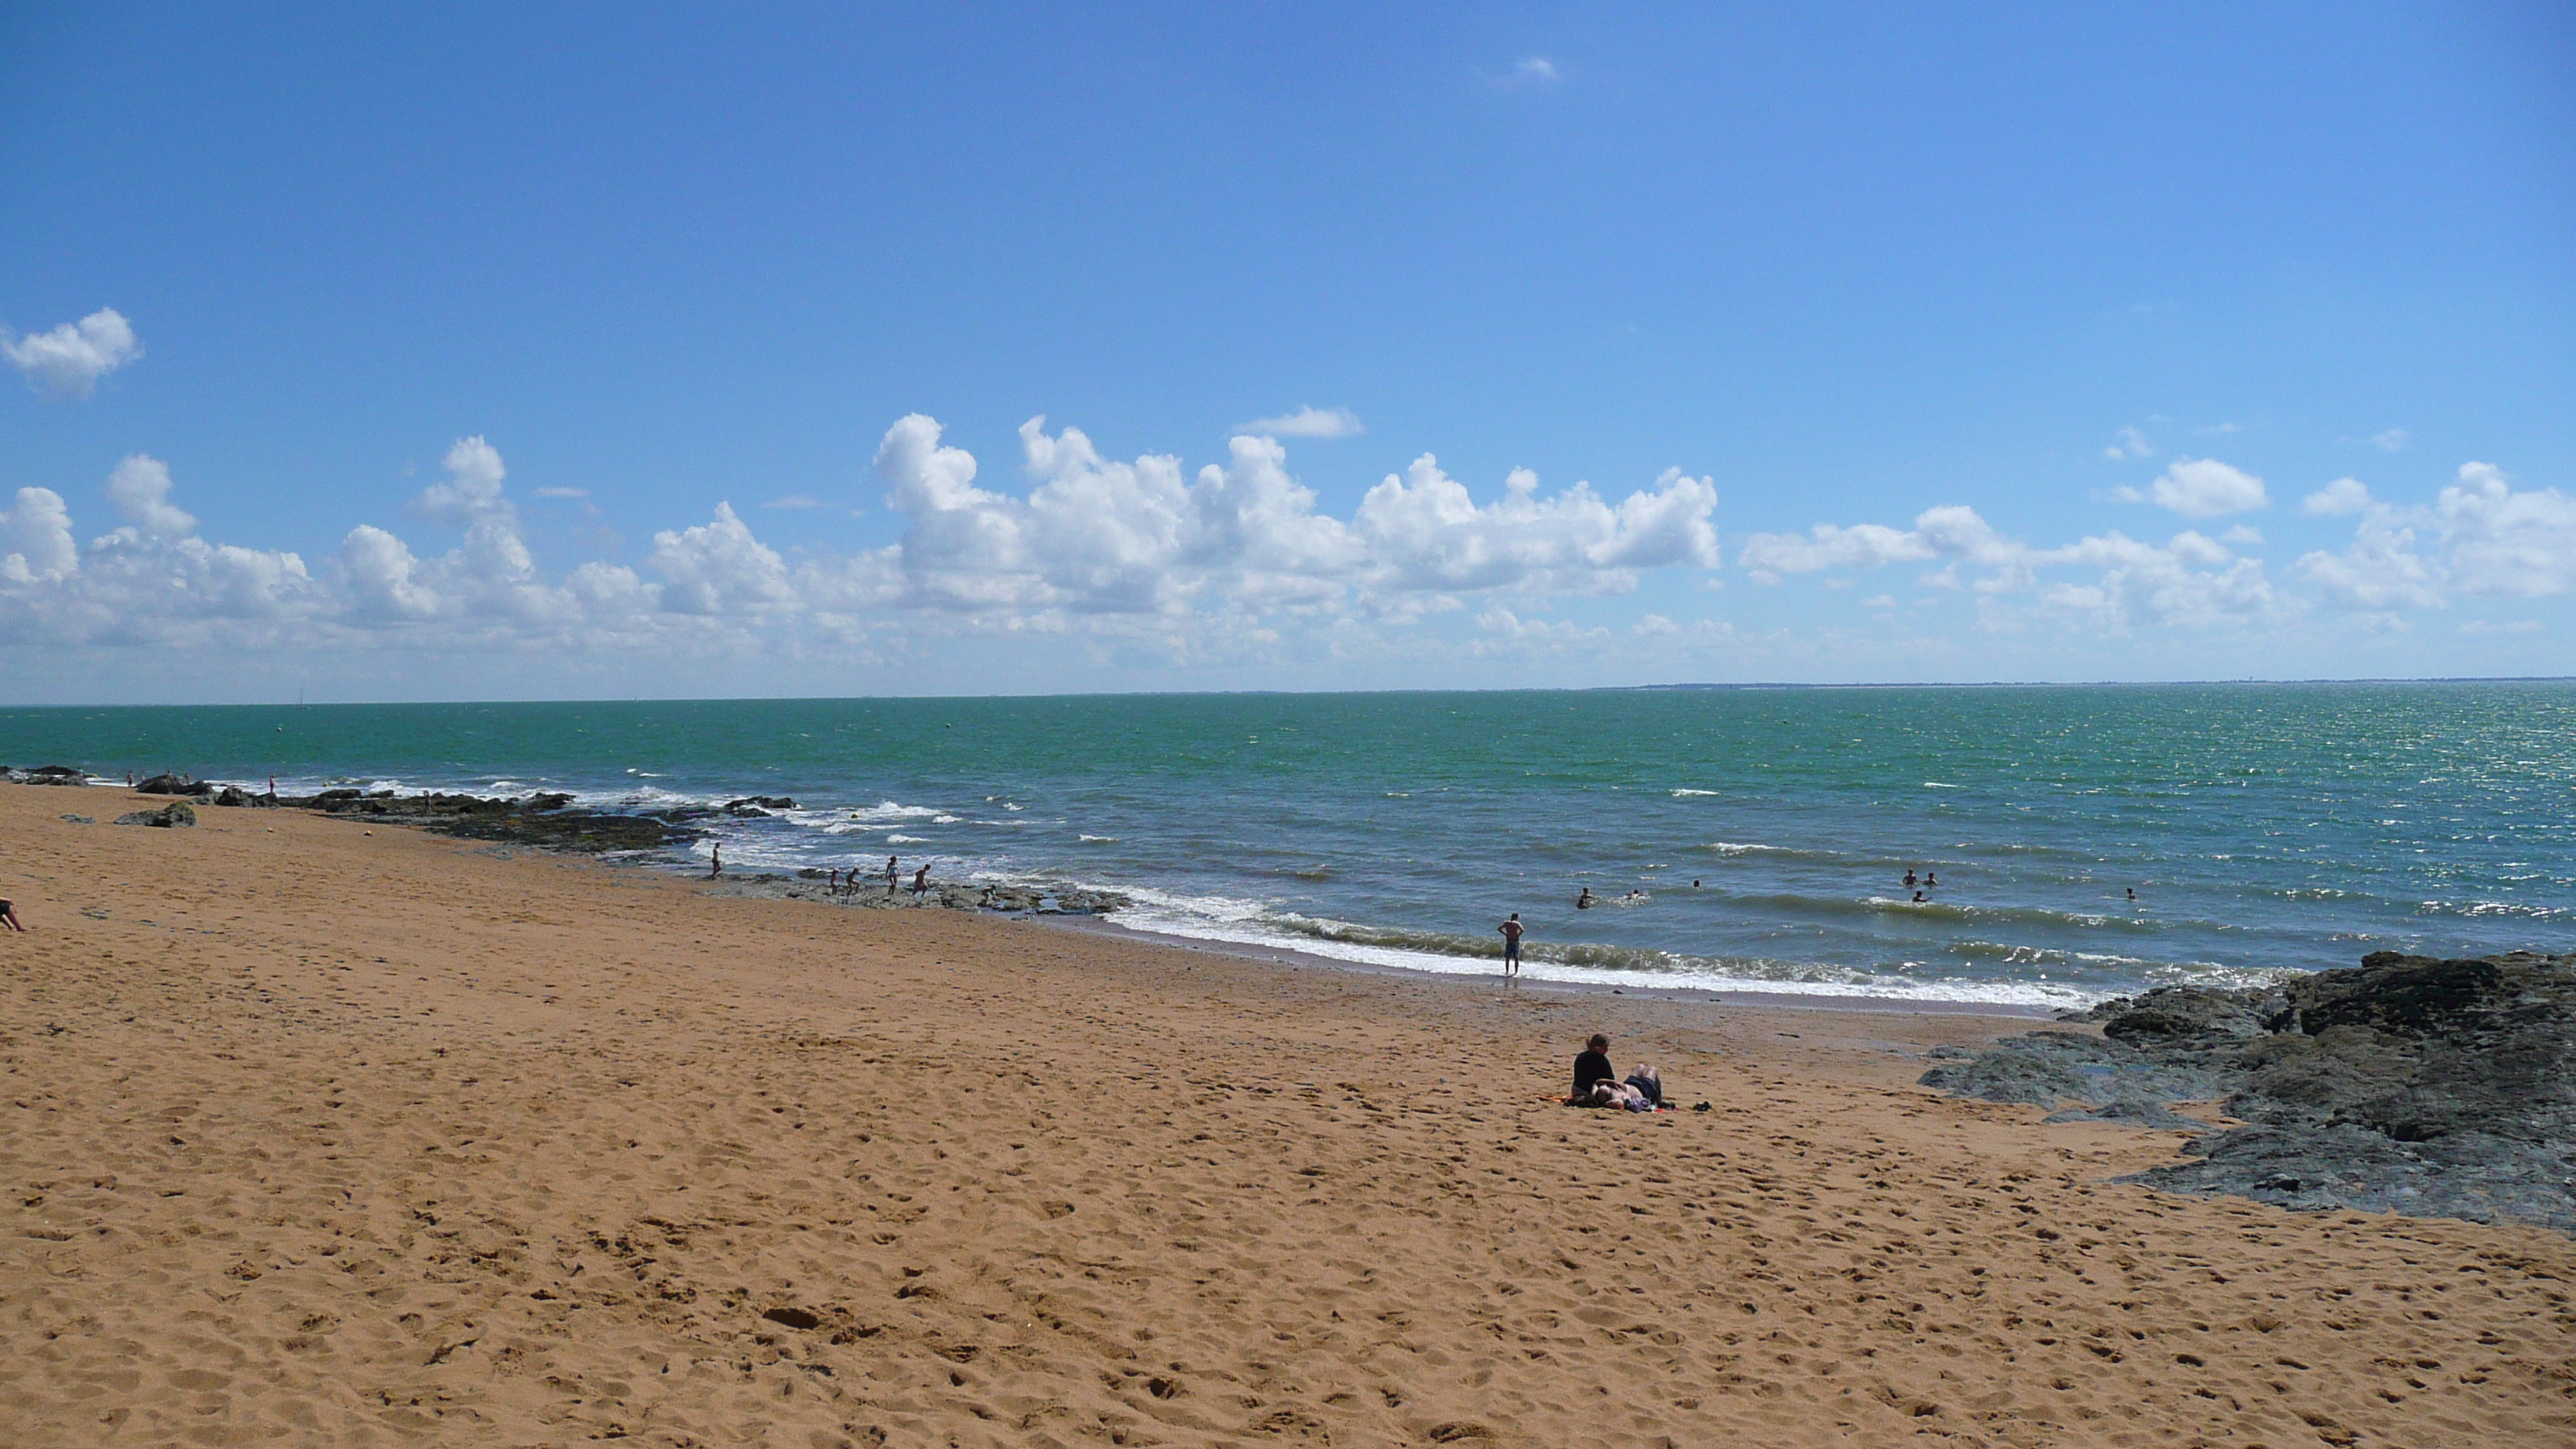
1039,910,2067,1018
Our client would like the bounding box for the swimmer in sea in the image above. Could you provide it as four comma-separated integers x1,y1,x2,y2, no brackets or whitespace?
1923,872,1938,888
2126,887,2137,902
1912,889,1927,903
1575,887,1598,909
1903,868,1918,888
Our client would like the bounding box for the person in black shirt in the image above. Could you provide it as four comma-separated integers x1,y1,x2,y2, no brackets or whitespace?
1568,1034,1614,1104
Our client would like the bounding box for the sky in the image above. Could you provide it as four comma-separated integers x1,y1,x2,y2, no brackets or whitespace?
2,2,2572,703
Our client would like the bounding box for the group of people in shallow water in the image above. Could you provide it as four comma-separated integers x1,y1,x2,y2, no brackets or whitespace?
1903,867,1940,903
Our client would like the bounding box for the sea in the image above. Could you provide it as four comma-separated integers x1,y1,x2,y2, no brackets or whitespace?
6,683,2569,1012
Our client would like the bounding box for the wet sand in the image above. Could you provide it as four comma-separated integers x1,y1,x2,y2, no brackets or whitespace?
3,783,2571,1447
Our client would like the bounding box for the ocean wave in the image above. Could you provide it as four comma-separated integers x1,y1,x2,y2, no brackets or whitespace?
1670,788,1721,797
846,800,949,823
1096,895,2098,1008
885,834,928,844
2413,899,2566,920
1077,834,1118,843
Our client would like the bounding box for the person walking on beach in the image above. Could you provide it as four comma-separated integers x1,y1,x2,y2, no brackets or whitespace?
910,862,930,898
1498,913,1524,980
885,856,899,894
708,843,723,878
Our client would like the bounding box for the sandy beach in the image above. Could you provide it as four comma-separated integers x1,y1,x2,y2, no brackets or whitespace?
3,783,2571,1448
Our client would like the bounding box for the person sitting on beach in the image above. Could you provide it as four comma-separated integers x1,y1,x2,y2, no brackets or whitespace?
1574,887,1597,909
1567,1034,1615,1104
0,896,24,932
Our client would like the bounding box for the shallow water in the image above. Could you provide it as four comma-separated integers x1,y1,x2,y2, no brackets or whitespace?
8,681,2570,1008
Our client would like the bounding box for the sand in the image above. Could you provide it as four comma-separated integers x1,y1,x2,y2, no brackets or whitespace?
3,785,2571,1447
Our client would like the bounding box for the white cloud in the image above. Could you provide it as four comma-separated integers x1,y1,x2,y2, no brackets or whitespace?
1238,406,1363,440
2,307,142,398
2296,514,2441,612
2,488,79,584
2302,477,2374,516
2103,426,2154,461
1494,57,1560,88
2112,457,2267,517
102,455,198,541
648,504,798,616
2435,462,2576,598
1739,502,2279,632
532,486,590,499
2369,429,2410,453
762,495,829,509
409,437,510,526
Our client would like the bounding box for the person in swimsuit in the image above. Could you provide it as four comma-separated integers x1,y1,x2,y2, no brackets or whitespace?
911,863,930,897
1574,887,1597,909
1903,868,1918,888
1923,872,1938,888
0,897,24,931
1498,913,1523,978
885,856,899,893
708,843,723,878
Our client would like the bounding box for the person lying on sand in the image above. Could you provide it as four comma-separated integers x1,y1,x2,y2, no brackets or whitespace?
0,896,24,932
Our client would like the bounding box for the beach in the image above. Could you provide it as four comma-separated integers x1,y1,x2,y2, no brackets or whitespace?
4,783,2572,1447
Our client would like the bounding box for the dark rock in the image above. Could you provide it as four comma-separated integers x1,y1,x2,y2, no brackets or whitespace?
524,792,574,812
762,1306,822,1331
725,796,797,815
2042,1098,2208,1131
2099,986,2269,1045
212,785,254,807
313,788,365,807
135,773,213,796
115,803,197,827
10,765,88,786
1925,950,2576,1233
59,814,94,824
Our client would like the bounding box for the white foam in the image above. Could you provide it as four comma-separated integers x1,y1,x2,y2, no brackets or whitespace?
1670,788,1720,797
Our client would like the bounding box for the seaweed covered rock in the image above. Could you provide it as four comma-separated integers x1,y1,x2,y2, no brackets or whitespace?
115,803,197,827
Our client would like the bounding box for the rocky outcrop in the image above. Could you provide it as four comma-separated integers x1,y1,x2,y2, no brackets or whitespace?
114,803,197,827
1923,951,2576,1233
134,772,213,796
299,789,687,853
724,796,798,816
726,873,1129,916
6,766,88,786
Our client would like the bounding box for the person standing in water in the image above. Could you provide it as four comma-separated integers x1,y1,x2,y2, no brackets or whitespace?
1498,913,1524,980
708,843,723,878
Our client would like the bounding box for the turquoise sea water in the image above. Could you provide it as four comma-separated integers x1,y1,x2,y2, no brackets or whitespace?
5,683,2569,1009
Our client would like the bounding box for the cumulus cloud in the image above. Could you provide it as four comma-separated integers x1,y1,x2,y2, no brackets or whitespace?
2302,478,2374,516
2,488,80,584
2112,457,2268,517
2,308,142,398
2436,463,2576,598
102,455,198,541
1238,406,1363,440
1740,502,2278,631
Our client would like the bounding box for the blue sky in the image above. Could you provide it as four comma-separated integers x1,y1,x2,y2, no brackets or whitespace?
3,2,2571,701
